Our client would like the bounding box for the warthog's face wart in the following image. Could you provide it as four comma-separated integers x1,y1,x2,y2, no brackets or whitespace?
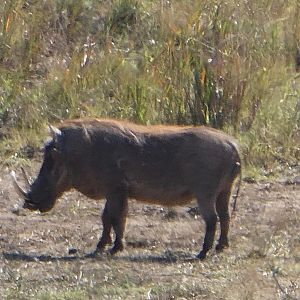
25,141,70,212
13,127,71,212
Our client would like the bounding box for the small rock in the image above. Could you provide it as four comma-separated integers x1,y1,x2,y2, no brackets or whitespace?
187,206,201,217
285,175,300,185
11,205,26,216
243,176,256,183
68,248,78,255
163,209,178,219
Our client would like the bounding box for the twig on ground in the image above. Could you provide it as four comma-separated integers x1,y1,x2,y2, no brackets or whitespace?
272,267,298,300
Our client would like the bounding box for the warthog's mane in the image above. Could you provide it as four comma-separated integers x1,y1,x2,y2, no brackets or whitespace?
56,118,237,145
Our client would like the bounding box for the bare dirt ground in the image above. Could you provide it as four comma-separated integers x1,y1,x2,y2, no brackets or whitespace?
0,165,299,299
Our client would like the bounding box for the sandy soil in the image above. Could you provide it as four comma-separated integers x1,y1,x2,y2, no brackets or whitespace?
0,165,299,299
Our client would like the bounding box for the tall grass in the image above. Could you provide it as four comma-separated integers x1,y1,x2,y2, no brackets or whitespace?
0,0,299,172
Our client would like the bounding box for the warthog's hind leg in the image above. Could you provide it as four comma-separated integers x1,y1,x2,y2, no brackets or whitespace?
196,195,218,260
110,192,128,255
215,188,231,251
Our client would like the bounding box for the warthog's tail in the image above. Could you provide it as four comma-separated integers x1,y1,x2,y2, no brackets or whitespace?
231,161,242,215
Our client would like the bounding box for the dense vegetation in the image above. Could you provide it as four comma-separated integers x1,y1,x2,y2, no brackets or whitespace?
0,0,299,175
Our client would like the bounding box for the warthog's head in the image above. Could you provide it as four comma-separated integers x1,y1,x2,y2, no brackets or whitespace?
12,126,72,212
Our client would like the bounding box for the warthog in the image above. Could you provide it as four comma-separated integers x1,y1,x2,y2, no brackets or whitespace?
12,118,241,259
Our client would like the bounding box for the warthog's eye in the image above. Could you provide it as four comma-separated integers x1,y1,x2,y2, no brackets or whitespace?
43,143,62,171
50,148,62,161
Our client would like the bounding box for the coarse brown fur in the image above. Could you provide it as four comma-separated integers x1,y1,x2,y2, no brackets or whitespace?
17,118,241,259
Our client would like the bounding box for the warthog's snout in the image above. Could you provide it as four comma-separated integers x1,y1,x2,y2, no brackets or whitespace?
11,169,40,211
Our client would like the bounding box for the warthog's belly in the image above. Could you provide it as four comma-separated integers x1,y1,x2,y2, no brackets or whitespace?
129,188,195,206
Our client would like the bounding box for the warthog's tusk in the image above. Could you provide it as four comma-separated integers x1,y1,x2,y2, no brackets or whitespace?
11,170,28,198
21,167,32,188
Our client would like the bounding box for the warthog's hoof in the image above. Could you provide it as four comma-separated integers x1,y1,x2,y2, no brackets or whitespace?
108,242,124,255
215,242,229,252
196,250,207,260
86,248,104,258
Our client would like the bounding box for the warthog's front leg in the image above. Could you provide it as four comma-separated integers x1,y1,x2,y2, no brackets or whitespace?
96,190,128,255
95,202,113,252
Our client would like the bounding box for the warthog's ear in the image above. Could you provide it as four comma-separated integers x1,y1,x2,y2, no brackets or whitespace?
48,125,64,158
48,125,62,144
